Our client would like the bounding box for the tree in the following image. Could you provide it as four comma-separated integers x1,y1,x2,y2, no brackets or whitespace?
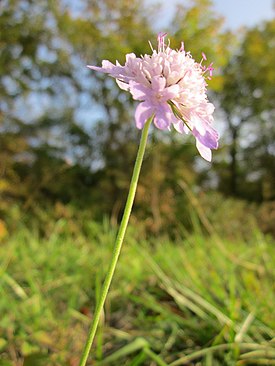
0,0,94,206
0,0,155,216
216,20,275,200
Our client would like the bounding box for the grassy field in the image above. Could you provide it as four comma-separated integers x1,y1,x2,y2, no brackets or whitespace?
0,216,274,365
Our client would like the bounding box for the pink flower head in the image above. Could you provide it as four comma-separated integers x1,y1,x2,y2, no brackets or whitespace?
87,33,219,161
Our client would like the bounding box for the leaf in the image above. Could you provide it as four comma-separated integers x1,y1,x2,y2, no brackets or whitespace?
23,353,48,366
0,361,13,366
0,338,7,351
98,338,149,365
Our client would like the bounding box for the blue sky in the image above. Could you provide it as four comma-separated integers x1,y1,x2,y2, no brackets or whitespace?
214,0,274,29
149,0,274,30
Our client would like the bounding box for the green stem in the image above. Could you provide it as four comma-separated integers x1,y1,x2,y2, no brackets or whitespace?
79,116,153,366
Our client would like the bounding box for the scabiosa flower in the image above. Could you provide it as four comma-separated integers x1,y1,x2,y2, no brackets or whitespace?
88,33,219,161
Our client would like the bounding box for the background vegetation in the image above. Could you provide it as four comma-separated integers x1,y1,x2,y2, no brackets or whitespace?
0,0,274,365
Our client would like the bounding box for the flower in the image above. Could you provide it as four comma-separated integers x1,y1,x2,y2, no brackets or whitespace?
88,33,219,161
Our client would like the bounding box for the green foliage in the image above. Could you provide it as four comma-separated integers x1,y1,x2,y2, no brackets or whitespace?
215,20,275,200
170,0,235,74
1,0,274,233
0,218,274,365
1,1,275,365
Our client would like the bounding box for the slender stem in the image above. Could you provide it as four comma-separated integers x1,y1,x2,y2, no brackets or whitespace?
79,116,153,366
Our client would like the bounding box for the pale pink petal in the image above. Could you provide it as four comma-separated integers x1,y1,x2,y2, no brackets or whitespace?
154,114,170,130
193,127,219,149
190,113,205,135
125,53,137,62
87,60,116,73
116,79,130,91
151,76,166,91
129,81,150,101
135,102,153,129
87,61,126,80
206,103,215,114
87,65,109,73
196,140,212,162
173,120,185,134
162,84,180,100
154,104,176,130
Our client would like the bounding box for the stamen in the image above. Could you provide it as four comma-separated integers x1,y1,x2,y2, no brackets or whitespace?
157,32,167,52
148,40,154,52
201,60,214,79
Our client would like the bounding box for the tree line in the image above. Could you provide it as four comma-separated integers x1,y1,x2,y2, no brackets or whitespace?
0,0,274,236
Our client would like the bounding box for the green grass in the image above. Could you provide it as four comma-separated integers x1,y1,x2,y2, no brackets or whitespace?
0,217,274,365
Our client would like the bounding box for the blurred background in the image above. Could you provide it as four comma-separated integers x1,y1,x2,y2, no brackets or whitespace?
1,0,275,238
0,1,275,365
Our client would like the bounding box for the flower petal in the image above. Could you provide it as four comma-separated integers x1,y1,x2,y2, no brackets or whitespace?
129,81,150,101
154,104,176,130
162,84,180,100
154,114,169,130
135,102,153,129
151,76,166,91
196,140,212,162
190,113,206,135
87,65,108,73
87,60,116,73
116,79,130,91
173,120,185,134
87,61,126,79
193,127,219,149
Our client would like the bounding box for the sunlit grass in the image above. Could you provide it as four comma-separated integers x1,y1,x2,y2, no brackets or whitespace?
0,217,274,365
